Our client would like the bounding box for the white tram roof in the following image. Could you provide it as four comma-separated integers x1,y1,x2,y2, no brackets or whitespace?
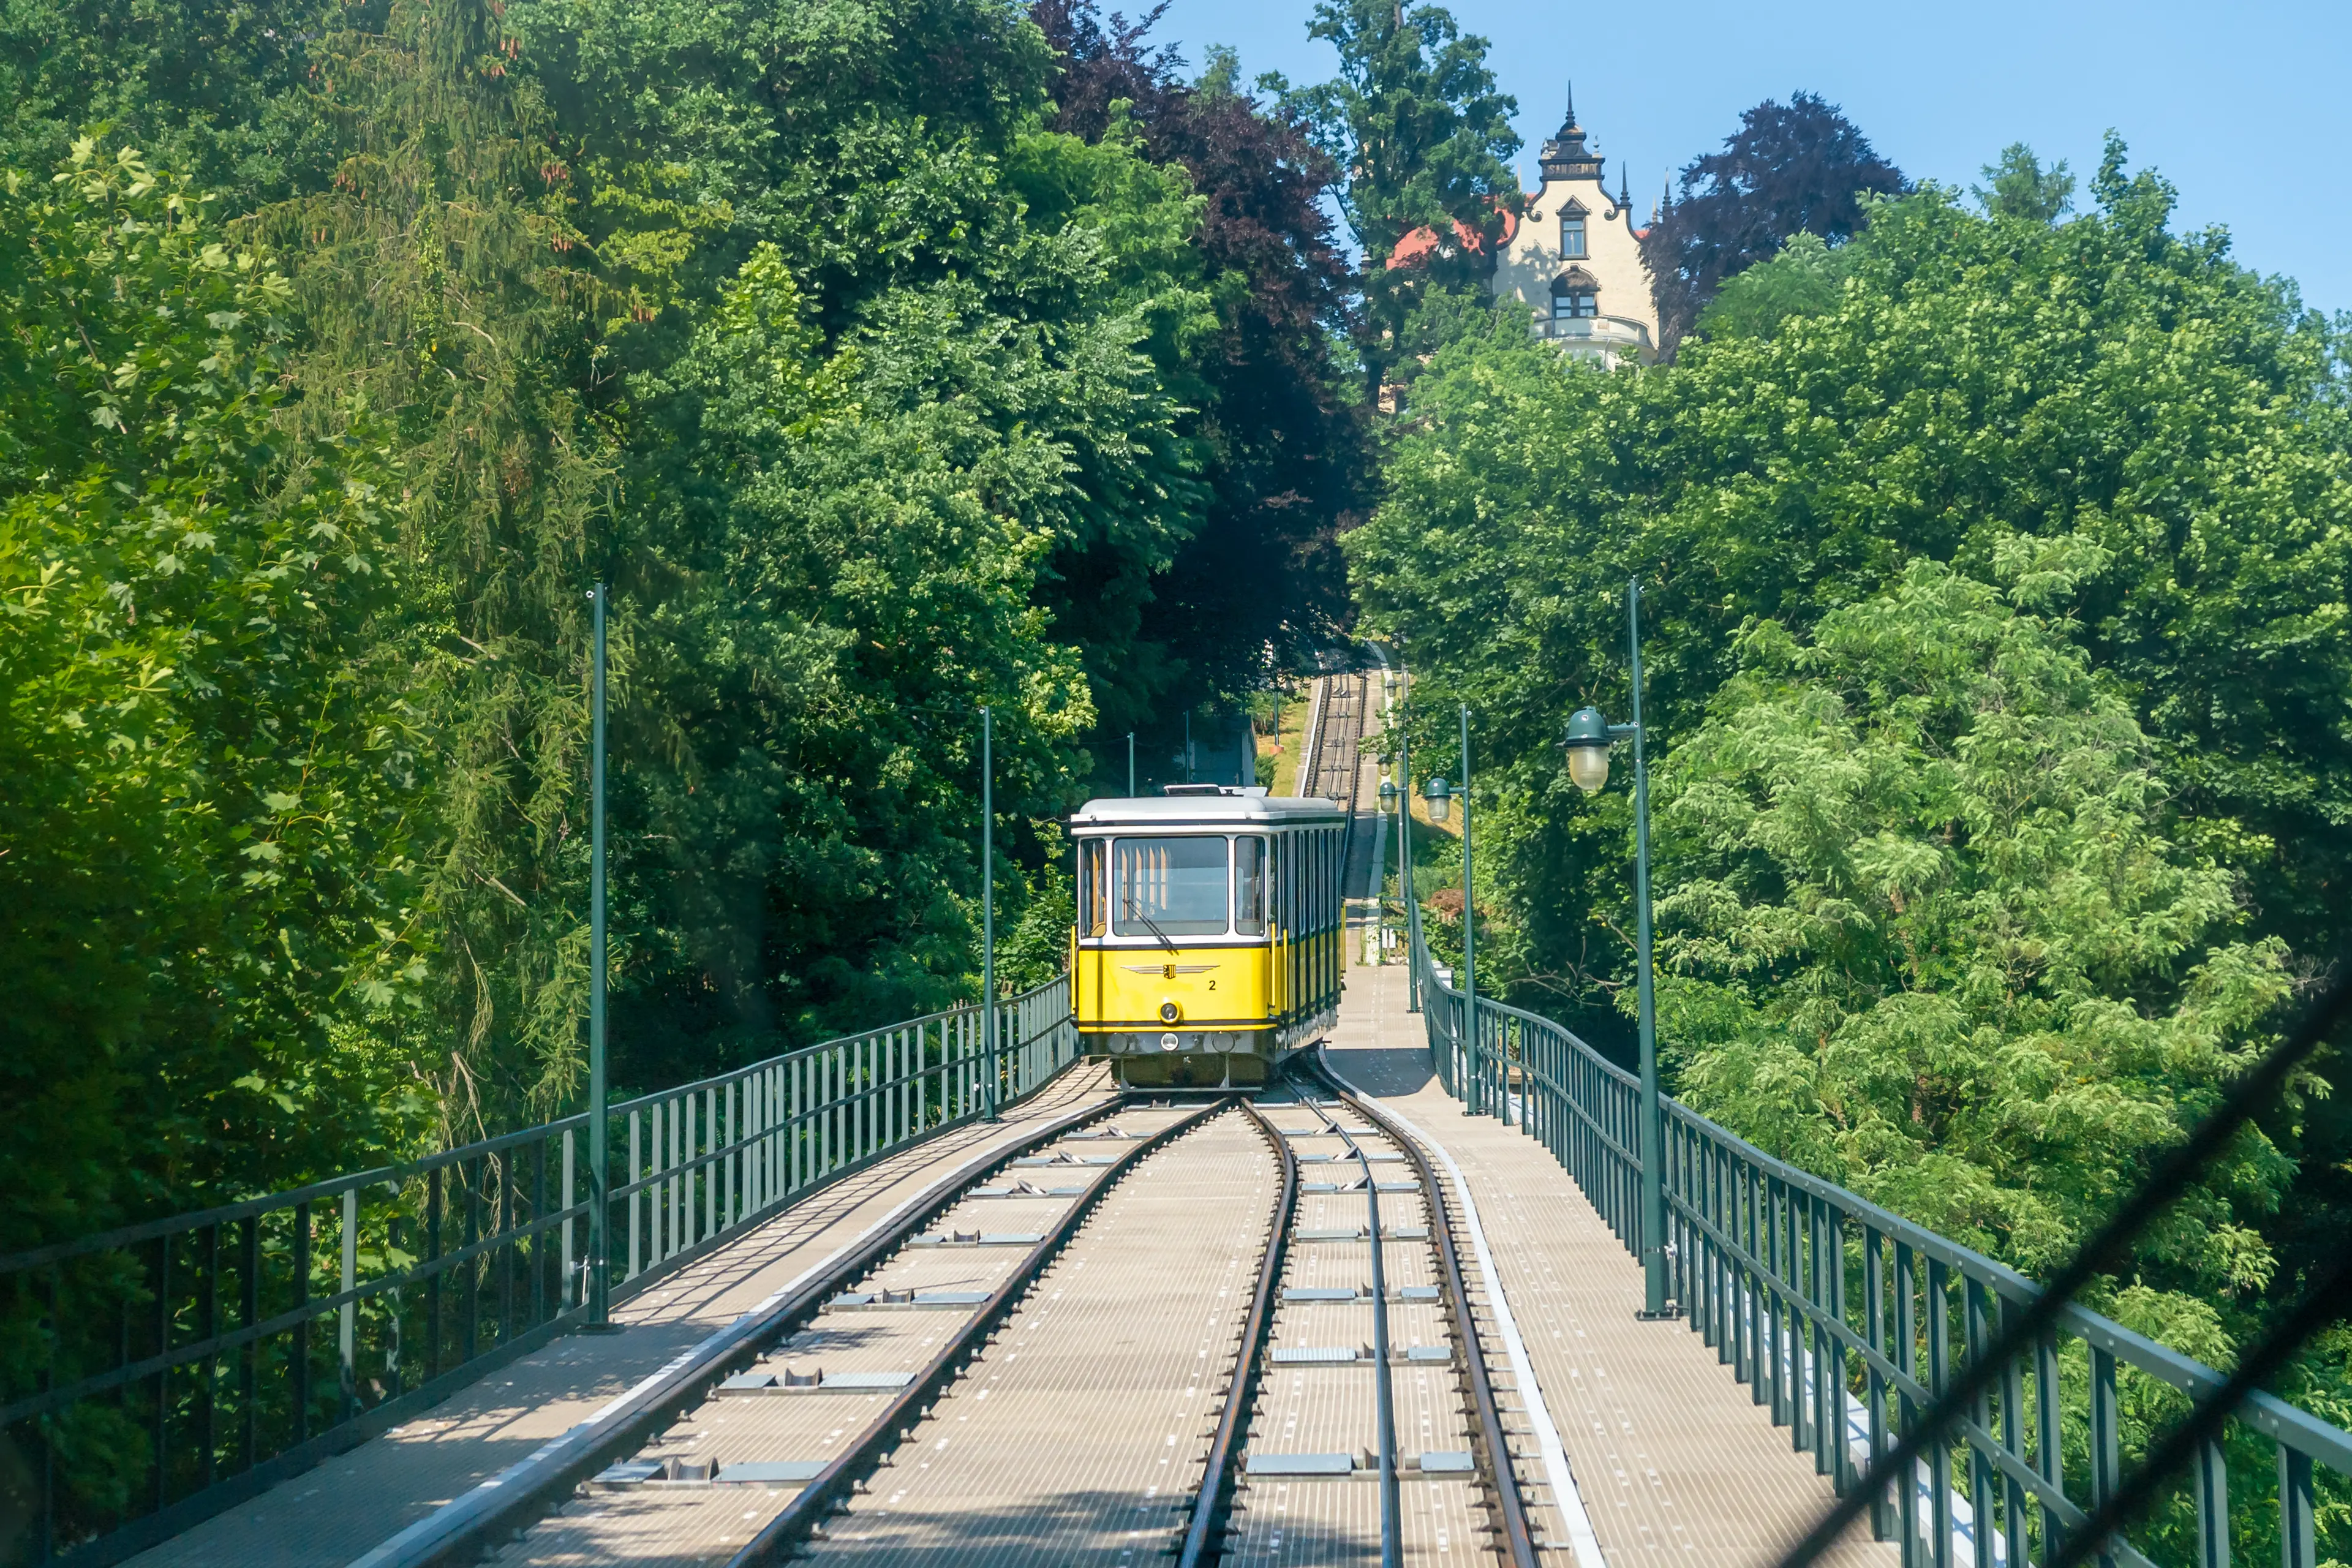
1071,790,1346,828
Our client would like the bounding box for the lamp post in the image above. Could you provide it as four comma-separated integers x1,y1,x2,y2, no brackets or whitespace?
981,706,998,1122
1394,714,1416,1012
1563,578,1673,1320
1422,704,1494,1120
1127,731,1135,797
1376,777,1399,967
586,584,612,1329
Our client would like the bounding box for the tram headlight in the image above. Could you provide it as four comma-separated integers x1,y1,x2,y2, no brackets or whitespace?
1159,1000,1182,1023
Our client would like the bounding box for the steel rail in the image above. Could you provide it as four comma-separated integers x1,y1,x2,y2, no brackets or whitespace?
1302,1088,1404,1567
1302,669,1333,798
722,1096,1237,1567
1178,1096,1300,1568
343,1091,1126,1568
1303,1058,1542,1568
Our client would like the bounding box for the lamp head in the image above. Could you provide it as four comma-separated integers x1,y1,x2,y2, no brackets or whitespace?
1377,778,1399,812
1564,706,1614,795
1423,775,1452,823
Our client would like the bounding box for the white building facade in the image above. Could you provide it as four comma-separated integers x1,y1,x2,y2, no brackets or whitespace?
1491,94,1658,365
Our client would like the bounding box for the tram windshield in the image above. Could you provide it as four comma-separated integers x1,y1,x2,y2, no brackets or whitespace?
1113,836,1232,937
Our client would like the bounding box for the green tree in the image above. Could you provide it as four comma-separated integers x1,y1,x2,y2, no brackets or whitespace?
1350,137,2352,1006
253,0,624,1136
1655,562,2292,1298
1,141,426,1246
1271,0,1518,396
1974,140,2075,224
1345,138,2352,1524
1653,562,2345,1563
1637,92,1906,355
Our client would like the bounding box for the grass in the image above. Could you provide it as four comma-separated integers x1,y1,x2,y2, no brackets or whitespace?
1265,686,1310,796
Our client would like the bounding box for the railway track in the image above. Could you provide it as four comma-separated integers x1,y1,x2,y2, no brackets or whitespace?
1302,666,1370,815
343,1068,1545,1567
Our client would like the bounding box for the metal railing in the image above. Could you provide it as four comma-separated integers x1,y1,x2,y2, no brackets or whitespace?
0,978,1080,1568
1408,921,2351,1567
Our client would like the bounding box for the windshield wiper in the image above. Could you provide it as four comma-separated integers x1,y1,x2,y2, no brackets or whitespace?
1121,895,1181,955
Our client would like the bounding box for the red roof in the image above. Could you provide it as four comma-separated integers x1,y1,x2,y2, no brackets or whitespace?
1387,209,1520,270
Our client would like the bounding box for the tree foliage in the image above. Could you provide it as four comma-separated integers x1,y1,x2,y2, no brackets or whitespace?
1353,141,2352,996
1,0,1372,1238
1975,140,2075,224
1,145,426,1242
1348,135,2352,1495
1637,91,1906,355
1657,564,2293,1302
1268,0,1518,395
1034,0,1365,699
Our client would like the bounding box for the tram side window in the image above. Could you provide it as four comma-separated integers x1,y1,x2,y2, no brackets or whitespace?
1329,827,1339,929
1302,831,1314,933
1235,836,1267,935
1308,832,1326,930
1318,831,1329,931
1300,831,1313,935
1077,839,1107,937
1292,832,1303,936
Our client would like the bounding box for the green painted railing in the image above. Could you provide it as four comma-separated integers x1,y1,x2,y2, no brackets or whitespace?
0,977,1079,1568
1408,903,2348,1568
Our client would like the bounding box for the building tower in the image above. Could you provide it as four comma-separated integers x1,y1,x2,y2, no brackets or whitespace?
1493,86,1659,364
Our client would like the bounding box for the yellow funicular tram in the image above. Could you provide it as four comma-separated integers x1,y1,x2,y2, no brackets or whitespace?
1069,786,1349,1088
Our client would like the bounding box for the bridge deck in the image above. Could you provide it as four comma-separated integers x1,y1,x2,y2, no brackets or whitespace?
127,1066,1117,1568
1326,961,1893,1567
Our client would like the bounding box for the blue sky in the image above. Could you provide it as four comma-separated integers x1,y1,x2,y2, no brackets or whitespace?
1146,0,2352,316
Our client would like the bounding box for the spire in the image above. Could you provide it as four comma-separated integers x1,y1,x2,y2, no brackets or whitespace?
1617,160,1631,210
1537,79,1602,186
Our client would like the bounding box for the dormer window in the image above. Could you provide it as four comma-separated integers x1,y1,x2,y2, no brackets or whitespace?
1559,201,1588,259
1551,267,1599,319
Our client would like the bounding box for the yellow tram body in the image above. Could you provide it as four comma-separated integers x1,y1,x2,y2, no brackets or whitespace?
1068,789,1349,1088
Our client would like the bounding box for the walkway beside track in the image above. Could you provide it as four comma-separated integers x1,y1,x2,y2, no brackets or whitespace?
1326,962,1894,1568
127,1066,1118,1568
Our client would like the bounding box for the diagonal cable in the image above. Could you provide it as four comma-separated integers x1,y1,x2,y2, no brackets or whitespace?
1771,961,2352,1568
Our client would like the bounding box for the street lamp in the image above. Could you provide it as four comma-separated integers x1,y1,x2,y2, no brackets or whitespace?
586,585,611,1329
981,706,998,1122
1378,778,1398,813
1422,775,1451,821
1565,579,1675,1321
1395,709,1416,1014
1562,706,1614,794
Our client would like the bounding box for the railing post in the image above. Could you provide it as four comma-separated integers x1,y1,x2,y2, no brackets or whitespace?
1895,1241,1920,1566
293,1201,312,1444
1867,1227,1893,1540
241,1219,260,1466
1966,1279,1994,1566
2000,1298,2029,1568
339,1188,358,1424
627,1110,641,1280
2194,1433,2230,1568
561,1129,575,1306
2280,1446,2316,1568
2035,1330,2065,1564
2091,1346,2121,1568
